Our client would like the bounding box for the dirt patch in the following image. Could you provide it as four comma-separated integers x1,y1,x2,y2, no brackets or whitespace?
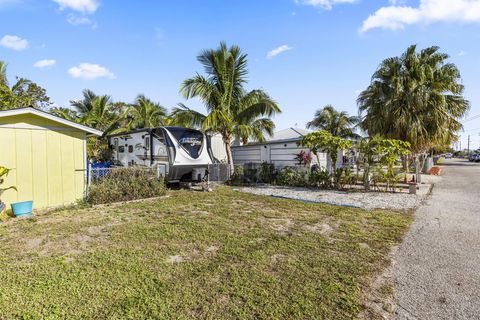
271,254,285,264
302,223,334,236
265,218,294,235
24,236,46,250
190,210,211,215
359,246,399,319
166,255,184,263
206,245,219,253
359,243,371,250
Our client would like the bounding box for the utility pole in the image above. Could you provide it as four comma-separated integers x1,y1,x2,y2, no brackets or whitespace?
468,135,471,154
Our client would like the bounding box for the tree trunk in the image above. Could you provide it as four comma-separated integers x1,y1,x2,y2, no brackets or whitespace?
223,136,234,177
364,161,370,191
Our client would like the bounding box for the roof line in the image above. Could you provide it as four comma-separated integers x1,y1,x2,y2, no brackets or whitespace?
291,127,305,137
0,107,103,136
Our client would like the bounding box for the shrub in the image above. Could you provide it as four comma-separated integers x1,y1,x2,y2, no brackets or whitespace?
232,165,245,184
244,168,258,183
86,167,166,205
307,168,331,188
276,167,307,187
259,162,276,183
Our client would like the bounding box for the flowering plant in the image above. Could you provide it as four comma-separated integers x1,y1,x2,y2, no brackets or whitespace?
294,150,312,166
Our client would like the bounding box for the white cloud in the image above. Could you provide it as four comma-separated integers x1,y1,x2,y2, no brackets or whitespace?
52,0,99,13
33,59,56,68
67,14,97,27
68,63,115,80
267,45,294,59
295,0,357,10
458,50,467,56
0,35,28,50
361,0,480,32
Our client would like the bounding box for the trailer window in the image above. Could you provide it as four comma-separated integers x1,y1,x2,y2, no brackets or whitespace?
145,136,150,151
167,127,204,159
128,145,134,153
119,146,125,153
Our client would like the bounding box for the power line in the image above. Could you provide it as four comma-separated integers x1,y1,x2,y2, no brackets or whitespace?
462,114,480,123
463,127,480,133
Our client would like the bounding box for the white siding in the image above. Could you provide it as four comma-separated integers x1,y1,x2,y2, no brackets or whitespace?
232,140,330,169
232,145,262,164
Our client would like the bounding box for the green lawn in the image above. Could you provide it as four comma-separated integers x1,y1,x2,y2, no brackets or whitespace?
0,187,410,319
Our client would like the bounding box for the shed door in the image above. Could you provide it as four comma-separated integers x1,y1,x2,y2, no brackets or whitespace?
260,145,271,163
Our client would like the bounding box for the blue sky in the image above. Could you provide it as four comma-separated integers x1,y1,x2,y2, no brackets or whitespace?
1,0,480,149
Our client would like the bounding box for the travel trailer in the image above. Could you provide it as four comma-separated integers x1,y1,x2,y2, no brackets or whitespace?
108,127,216,183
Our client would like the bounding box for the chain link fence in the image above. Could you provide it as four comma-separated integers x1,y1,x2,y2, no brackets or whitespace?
84,162,231,194
208,163,231,183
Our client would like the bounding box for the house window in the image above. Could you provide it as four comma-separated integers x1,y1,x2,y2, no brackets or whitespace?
128,145,134,153
119,146,125,153
145,136,150,151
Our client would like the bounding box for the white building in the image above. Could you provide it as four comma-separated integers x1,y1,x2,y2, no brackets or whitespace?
231,127,344,170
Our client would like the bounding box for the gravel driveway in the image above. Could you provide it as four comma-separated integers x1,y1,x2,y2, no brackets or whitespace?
240,185,429,212
394,159,480,319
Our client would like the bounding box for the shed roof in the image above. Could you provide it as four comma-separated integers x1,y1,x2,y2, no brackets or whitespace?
267,127,310,142
0,107,103,136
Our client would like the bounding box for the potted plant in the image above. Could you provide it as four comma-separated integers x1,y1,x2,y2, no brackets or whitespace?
0,166,17,213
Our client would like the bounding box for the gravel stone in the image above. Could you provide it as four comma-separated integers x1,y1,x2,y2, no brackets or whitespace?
240,185,429,212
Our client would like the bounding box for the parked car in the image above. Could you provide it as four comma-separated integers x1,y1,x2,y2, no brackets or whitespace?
444,153,453,159
470,153,480,162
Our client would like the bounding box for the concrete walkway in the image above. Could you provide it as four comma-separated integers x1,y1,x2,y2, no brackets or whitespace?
394,159,480,319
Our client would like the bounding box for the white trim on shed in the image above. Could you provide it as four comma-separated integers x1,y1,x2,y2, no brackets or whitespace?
0,107,103,136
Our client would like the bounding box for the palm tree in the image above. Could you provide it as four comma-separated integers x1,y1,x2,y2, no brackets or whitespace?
70,89,98,116
67,90,126,160
49,107,79,122
126,94,168,130
171,42,281,173
69,89,125,134
306,105,359,138
358,45,470,153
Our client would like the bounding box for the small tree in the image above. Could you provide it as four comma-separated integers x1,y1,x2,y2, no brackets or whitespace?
299,130,351,185
357,137,411,191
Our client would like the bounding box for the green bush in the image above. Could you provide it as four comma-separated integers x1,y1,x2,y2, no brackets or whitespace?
259,162,276,183
307,168,331,188
232,165,245,184
276,167,307,187
86,167,166,205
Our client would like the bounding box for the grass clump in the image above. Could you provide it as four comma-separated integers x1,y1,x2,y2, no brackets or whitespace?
86,167,166,205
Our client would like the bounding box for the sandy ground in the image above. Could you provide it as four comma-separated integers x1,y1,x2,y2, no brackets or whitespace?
394,159,480,319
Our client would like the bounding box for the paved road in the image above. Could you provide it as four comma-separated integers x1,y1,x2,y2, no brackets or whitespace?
394,159,480,319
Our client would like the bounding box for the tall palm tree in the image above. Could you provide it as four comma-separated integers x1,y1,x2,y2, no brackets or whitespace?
307,105,359,138
171,42,281,173
126,94,168,130
358,45,469,153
